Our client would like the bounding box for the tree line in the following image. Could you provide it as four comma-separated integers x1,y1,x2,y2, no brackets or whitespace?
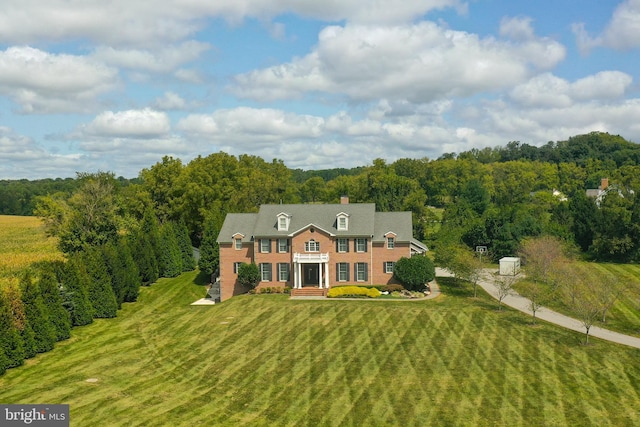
1,173,195,375
2,132,640,263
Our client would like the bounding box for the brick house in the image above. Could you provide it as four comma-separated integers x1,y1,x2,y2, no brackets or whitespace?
216,198,428,301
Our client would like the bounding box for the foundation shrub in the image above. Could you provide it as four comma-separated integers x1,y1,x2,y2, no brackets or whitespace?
327,286,381,298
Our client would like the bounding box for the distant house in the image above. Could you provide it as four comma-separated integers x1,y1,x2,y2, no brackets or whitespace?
216,198,427,301
586,178,633,207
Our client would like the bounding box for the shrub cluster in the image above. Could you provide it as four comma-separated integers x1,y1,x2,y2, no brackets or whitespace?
327,286,381,298
252,286,291,295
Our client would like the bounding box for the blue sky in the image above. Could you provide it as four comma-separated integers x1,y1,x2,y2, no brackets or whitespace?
0,0,639,179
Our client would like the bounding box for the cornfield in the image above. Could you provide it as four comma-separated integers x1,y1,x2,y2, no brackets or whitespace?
0,215,63,286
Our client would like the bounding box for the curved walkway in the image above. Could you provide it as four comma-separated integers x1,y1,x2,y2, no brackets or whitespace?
436,268,640,349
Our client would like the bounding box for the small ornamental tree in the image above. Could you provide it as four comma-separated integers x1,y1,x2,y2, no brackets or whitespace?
237,263,261,289
393,255,436,291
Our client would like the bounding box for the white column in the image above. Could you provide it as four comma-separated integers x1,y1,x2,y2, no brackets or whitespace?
324,261,330,288
297,262,302,288
318,263,323,288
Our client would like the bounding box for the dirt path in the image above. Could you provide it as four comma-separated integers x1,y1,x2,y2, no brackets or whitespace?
436,268,640,349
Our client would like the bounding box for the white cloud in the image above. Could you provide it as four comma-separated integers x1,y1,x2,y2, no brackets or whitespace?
232,21,565,103
177,107,325,143
154,92,188,110
509,71,633,107
499,16,535,41
573,0,640,53
92,41,210,73
0,46,118,113
0,0,466,47
0,127,84,178
82,109,171,138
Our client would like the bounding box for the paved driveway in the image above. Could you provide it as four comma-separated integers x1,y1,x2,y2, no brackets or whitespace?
436,268,640,349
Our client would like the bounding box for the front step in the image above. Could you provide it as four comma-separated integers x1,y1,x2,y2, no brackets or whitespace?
290,287,327,297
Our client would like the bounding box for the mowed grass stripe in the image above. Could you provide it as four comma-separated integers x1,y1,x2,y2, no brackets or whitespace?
2,272,640,426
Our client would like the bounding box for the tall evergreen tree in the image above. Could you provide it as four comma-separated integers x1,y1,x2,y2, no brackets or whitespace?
81,247,118,318
198,212,222,276
159,222,183,278
3,283,36,359
175,220,196,271
0,287,25,370
118,239,141,302
37,264,72,341
20,271,56,354
59,259,94,326
129,232,159,286
102,241,127,308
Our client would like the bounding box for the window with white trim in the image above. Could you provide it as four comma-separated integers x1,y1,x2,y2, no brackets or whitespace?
355,262,367,281
277,213,291,231
337,238,348,253
305,239,320,252
387,237,395,249
278,263,290,282
234,238,242,250
233,262,242,274
384,261,395,274
260,263,272,281
260,239,271,253
337,262,349,281
338,217,347,230
355,238,367,252
278,238,289,253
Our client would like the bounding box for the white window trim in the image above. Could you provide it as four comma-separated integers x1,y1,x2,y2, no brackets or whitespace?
336,213,349,231
338,263,349,282
260,239,271,253
387,237,395,249
355,262,367,282
278,263,290,282
305,239,320,252
234,238,242,250
337,238,348,253
355,238,367,253
384,261,395,274
260,263,272,282
278,238,289,253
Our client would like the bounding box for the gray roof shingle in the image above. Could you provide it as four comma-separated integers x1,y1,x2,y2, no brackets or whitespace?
217,203,418,244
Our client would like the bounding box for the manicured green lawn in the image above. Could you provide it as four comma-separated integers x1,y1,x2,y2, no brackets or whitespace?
1,272,640,426
516,262,640,337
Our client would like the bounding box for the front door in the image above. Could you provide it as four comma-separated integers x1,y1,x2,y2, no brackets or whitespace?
303,264,319,286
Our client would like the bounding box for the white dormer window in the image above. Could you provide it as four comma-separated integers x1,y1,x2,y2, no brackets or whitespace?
385,232,397,249
336,212,349,231
277,213,291,231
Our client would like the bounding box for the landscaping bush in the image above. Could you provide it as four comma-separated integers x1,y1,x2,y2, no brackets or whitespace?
380,284,405,293
327,286,381,298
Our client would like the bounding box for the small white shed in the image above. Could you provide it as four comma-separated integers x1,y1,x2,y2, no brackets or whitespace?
499,257,521,276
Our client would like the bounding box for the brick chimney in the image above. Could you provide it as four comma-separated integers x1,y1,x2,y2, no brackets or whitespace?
340,195,349,204
600,178,609,190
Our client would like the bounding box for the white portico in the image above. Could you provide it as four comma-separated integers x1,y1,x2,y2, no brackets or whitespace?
293,252,330,289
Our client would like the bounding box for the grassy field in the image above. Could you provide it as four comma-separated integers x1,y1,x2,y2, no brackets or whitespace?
1,272,639,426
516,262,640,337
0,215,62,283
